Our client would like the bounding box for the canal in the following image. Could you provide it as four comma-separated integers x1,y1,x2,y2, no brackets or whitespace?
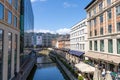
27,55,68,80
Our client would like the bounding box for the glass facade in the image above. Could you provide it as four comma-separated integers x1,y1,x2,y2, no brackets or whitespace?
0,3,4,20
0,30,3,80
20,0,34,52
8,33,12,80
20,0,34,65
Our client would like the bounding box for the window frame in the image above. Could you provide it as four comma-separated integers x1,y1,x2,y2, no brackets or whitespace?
108,24,112,33
0,30,3,80
8,10,12,24
0,3,4,20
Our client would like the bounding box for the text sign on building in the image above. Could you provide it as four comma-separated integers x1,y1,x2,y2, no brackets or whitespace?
36,36,42,45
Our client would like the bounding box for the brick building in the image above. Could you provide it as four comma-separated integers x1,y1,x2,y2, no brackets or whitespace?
85,0,120,78
0,0,20,80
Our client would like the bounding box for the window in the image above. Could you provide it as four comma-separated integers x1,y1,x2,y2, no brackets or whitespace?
14,16,17,27
99,2,103,11
0,3,4,20
116,5,120,16
94,18,96,26
117,39,120,54
108,25,112,33
89,12,91,17
8,11,12,24
100,27,103,35
14,34,17,73
93,8,96,14
90,31,92,36
107,0,111,5
94,41,97,51
14,0,18,10
100,14,103,23
89,21,92,27
94,30,97,36
108,39,113,53
107,9,111,19
8,0,12,4
117,22,120,32
0,30,3,80
100,40,104,52
83,44,84,50
89,41,92,50
8,33,12,80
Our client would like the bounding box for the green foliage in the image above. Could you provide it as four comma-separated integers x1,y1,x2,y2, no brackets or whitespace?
78,76,84,80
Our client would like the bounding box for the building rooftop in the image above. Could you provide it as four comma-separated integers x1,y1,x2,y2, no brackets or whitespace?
85,0,96,9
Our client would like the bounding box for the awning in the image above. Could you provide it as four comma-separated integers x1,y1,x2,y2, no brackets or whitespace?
75,62,95,73
69,50,84,57
85,51,120,64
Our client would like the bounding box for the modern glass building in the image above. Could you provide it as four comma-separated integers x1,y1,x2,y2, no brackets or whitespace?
20,0,34,65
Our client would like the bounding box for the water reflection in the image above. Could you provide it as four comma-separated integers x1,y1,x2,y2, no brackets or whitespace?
33,57,65,80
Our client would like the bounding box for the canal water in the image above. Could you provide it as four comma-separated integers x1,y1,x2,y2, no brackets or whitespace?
27,56,67,80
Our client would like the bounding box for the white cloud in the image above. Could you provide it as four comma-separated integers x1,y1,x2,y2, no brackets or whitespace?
56,28,70,34
63,2,78,8
34,29,55,34
34,28,70,34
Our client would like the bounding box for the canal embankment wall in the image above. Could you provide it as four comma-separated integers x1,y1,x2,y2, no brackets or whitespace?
49,53,77,80
12,56,36,80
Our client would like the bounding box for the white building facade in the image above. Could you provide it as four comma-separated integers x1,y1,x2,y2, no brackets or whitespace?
70,19,88,52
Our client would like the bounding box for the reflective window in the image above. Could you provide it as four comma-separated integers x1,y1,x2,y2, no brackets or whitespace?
8,0,12,4
14,0,18,10
94,30,97,36
99,2,103,11
100,40,104,52
117,39,120,54
100,14,103,23
107,9,111,19
94,40,97,51
0,3,4,20
117,22,120,32
8,11,12,24
116,5,120,16
108,39,113,53
89,41,92,50
0,30,3,80
107,0,111,5
100,27,103,35
108,25,112,33
14,34,17,73
8,33,12,80
14,16,17,27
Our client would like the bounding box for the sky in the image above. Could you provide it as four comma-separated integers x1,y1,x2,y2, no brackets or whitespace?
31,0,92,34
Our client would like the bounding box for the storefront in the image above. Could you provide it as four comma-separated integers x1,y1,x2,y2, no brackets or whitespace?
85,51,120,79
